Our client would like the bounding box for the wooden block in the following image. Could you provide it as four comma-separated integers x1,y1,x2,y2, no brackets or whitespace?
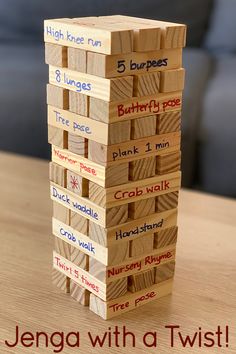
107,247,176,283
104,16,186,49
156,151,181,175
51,145,106,186
87,48,182,78
67,169,88,196
129,234,154,258
44,19,133,54
89,252,128,280
106,278,128,300
97,171,181,209
157,111,181,134
71,245,89,270
128,269,155,293
70,211,88,235
88,131,181,166
52,145,128,188
90,208,178,248
88,246,176,283
160,68,185,93
52,218,108,265
68,132,88,157
160,23,186,49
49,66,133,102
47,84,69,109
89,181,106,208
54,236,71,260
89,222,107,247
90,279,173,319
129,156,156,181
48,125,68,149
51,183,106,227
154,226,178,249
52,268,70,293
106,204,128,228
67,47,86,72
129,197,155,219
109,120,131,144
45,43,67,67
70,280,90,306
53,201,70,224
133,72,160,97
155,261,175,283
89,92,182,123
69,91,89,116
156,191,179,212
131,115,156,139
53,251,106,300
107,208,177,246
49,162,67,187
88,209,178,250
47,105,108,145
105,163,129,187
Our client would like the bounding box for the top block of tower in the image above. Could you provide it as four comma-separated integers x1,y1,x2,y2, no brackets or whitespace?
44,15,186,55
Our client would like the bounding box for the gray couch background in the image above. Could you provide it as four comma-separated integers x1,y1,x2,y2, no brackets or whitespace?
1,0,236,196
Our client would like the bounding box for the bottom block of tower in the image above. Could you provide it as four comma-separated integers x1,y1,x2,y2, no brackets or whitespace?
89,279,173,319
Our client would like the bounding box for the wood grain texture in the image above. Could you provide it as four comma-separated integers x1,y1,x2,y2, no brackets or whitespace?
45,43,67,67
69,91,89,116
90,280,173,319
49,161,67,187
87,48,182,78
87,132,181,166
106,204,128,228
54,236,71,260
70,211,88,235
155,261,175,283
133,72,160,97
52,268,70,293
67,47,87,72
89,222,107,247
49,66,133,102
68,132,88,157
157,111,181,134
105,163,129,187
129,156,156,181
2,152,236,337
67,169,88,196
108,120,131,144
70,280,90,306
160,68,185,93
89,181,106,208
129,234,154,258
156,151,181,175
129,197,155,220
70,245,89,270
53,201,70,224
128,269,155,293
106,277,128,300
156,191,179,212
154,226,178,249
47,83,69,109
44,18,133,54
48,125,68,149
131,115,156,139
89,92,182,123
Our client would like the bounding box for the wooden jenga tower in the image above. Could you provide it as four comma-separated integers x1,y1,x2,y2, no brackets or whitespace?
44,15,186,319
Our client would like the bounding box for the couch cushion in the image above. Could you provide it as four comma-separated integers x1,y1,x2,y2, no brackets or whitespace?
181,48,212,186
0,44,49,158
0,0,213,46
204,0,236,53
200,55,236,196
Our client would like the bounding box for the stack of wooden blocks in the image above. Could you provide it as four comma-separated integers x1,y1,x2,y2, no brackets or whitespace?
44,15,186,319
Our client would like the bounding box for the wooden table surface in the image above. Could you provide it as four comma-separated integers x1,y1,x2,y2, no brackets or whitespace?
0,151,236,354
